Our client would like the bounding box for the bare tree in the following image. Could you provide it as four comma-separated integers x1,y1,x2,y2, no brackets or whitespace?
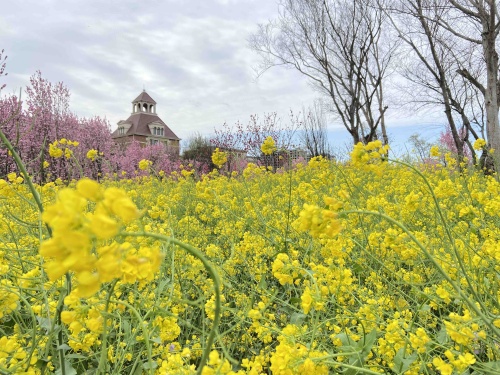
250,0,396,145
385,0,490,162
386,0,469,160
434,0,500,161
407,132,434,162
301,100,331,157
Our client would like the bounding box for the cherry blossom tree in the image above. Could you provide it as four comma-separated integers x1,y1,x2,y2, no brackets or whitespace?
439,125,473,160
0,69,194,181
72,117,114,180
0,95,23,177
0,71,114,182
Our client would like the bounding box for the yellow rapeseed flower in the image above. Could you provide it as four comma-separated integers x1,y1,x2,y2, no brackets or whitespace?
433,357,453,375
261,136,277,155
89,213,119,240
211,148,227,168
430,145,440,157
49,143,63,158
473,138,487,150
138,159,152,171
86,149,98,161
76,178,103,201
7,172,16,183
293,202,342,238
301,287,313,314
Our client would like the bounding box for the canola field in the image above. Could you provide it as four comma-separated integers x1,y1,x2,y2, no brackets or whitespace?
1,141,500,375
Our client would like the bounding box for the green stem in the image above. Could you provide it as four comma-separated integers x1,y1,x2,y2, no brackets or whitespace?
97,280,118,374
54,276,71,375
121,232,222,375
0,126,45,217
108,299,154,374
323,360,382,374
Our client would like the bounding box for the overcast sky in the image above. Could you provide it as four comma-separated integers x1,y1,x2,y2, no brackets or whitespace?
1,0,443,149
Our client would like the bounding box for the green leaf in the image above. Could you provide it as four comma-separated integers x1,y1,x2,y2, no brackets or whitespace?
436,326,449,345
157,279,171,293
475,361,500,374
65,354,88,360
336,332,355,347
55,361,77,375
290,312,307,326
352,263,364,274
57,344,71,351
150,337,162,344
359,329,377,359
123,319,131,335
392,348,417,374
419,304,431,312
258,276,267,290
36,316,52,331
142,361,158,370
337,330,377,375
483,277,491,288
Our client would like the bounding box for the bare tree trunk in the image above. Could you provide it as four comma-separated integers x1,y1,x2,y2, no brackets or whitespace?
441,0,500,164
482,20,500,155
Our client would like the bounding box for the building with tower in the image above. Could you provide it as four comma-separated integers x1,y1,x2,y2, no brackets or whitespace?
111,90,180,154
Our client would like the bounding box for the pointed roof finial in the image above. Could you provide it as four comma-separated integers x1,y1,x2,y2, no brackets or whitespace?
143,84,146,92
132,91,157,104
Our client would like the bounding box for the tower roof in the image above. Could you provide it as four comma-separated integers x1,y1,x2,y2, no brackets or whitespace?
113,113,180,140
132,90,157,104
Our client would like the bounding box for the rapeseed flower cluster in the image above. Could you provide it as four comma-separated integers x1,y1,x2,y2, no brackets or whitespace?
350,140,389,167
138,158,152,170
48,138,79,159
270,325,328,374
211,148,227,168
39,178,160,297
261,136,277,155
86,148,99,161
293,197,342,238
0,280,18,319
473,138,487,150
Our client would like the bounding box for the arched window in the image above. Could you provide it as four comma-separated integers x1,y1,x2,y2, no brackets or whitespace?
161,128,164,136
143,103,148,112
